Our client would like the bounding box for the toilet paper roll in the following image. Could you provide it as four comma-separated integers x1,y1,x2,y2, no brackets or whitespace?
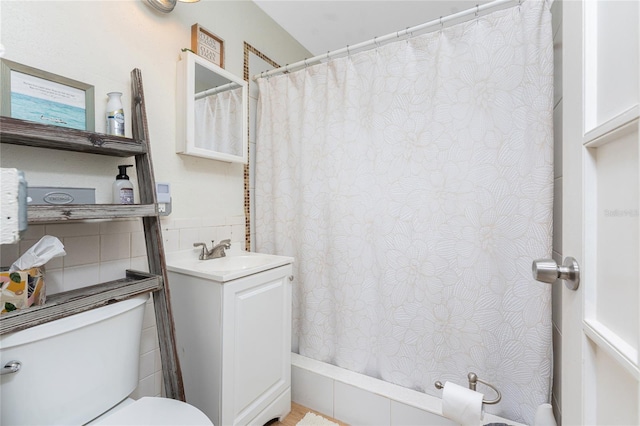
441,381,484,426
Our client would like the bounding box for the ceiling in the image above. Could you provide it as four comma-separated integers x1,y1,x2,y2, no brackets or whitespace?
252,1,492,57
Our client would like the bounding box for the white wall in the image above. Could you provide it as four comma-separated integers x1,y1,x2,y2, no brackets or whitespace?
1,0,310,399
1,0,308,217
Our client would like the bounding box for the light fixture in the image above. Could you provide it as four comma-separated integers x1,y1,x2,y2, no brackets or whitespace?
144,0,199,13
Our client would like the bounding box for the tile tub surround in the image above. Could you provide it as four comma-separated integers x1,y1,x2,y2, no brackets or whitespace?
291,353,525,426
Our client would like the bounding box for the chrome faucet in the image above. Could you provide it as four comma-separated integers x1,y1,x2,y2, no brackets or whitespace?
193,239,231,260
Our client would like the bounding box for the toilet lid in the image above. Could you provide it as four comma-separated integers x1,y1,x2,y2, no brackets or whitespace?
95,397,213,425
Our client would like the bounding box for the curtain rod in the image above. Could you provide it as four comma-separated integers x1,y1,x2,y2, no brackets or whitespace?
253,0,517,81
195,81,240,100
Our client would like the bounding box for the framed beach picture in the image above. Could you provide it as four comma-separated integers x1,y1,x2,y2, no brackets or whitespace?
0,59,95,131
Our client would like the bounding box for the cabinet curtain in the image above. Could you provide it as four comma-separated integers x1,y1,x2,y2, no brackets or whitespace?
194,87,243,155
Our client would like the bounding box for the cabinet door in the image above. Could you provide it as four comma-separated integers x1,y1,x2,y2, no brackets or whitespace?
221,266,292,426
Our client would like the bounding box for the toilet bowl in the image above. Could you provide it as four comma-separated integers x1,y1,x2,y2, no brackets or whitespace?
91,396,211,425
0,293,212,425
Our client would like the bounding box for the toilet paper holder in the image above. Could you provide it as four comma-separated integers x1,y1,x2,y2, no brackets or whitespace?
434,372,502,405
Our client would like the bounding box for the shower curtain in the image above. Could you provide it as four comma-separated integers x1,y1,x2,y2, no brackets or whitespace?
255,1,553,423
194,87,243,155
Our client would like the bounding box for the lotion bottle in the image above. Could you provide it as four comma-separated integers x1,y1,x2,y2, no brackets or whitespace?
106,92,125,136
113,165,134,204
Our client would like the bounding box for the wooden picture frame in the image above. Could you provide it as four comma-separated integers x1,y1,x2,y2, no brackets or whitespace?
191,24,225,69
0,59,95,131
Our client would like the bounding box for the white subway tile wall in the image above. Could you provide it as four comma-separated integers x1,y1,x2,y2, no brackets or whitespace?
64,264,101,291
1,215,244,398
65,236,101,266
100,233,131,262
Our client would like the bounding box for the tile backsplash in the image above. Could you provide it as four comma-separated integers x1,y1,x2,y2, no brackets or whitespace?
1,214,245,399
1,215,246,293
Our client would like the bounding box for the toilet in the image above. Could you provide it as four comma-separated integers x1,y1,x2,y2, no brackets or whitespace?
0,293,212,425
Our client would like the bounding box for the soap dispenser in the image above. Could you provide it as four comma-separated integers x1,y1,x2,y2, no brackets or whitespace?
113,165,134,204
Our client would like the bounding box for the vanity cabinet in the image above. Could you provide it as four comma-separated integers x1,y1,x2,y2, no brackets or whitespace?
167,258,293,426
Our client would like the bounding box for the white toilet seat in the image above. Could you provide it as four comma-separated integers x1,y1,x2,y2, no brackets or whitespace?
94,397,213,425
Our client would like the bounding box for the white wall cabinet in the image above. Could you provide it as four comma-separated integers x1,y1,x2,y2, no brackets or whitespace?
167,259,293,426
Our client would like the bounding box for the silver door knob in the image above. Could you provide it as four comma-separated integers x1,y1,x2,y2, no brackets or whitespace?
532,257,580,290
1,360,22,375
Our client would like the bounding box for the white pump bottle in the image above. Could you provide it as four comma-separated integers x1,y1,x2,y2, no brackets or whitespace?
113,165,134,204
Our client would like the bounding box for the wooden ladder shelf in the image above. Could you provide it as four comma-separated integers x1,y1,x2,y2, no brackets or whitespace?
0,69,185,401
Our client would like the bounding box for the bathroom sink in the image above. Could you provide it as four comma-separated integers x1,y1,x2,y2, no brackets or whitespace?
197,255,270,272
166,250,293,282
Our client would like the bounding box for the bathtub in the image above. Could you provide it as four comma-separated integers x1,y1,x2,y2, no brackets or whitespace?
291,353,525,426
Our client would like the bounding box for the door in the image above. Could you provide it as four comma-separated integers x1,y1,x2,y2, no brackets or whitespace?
221,265,292,425
563,1,640,424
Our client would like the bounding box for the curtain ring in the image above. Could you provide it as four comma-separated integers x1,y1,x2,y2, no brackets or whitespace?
347,45,351,56
439,16,444,30
326,51,330,61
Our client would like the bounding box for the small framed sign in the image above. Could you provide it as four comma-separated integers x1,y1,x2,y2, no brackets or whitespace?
191,24,225,68
0,59,95,131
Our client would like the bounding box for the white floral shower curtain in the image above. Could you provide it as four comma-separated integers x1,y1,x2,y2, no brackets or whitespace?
194,87,243,155
255,1,553,424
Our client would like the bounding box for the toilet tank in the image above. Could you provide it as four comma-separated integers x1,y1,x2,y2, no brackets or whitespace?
0,293,149,425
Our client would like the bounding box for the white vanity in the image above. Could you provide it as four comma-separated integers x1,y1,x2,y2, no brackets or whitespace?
166,250,294,426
